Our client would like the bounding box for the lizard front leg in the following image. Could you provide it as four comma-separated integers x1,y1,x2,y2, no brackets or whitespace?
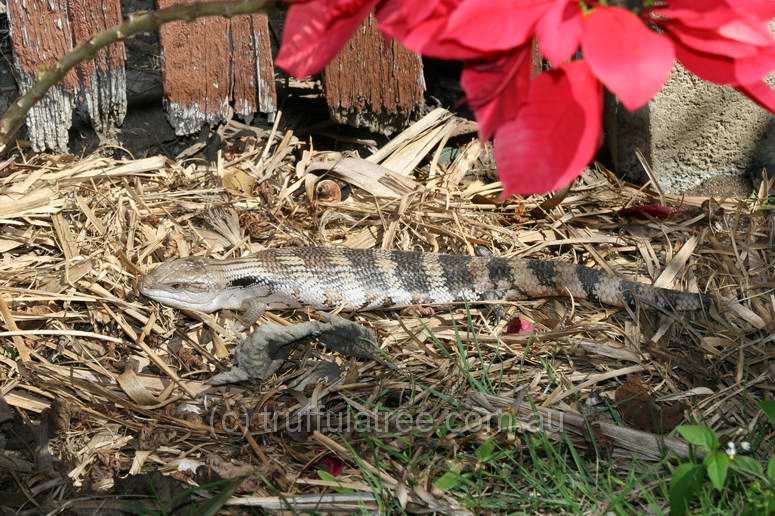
234,299,266,331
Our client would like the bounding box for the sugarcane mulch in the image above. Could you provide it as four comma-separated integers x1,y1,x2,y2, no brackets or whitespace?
0,108,773,513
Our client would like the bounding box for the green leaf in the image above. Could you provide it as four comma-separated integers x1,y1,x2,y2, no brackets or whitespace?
768,457,775,483
433,472,460,492
317,470,354,494
193,475,246,516
435,423,450,438
670,463,704,516
475,438,496,463
434,469,464,492
704,451,730,491
677,425,719,451
498,413,518,432
733,456,765,478
759,400,775,430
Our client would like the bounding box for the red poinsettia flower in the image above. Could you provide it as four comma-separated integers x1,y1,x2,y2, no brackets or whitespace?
581,7,676,111
494,60,603,194
276,0,775,196
446,3,670,192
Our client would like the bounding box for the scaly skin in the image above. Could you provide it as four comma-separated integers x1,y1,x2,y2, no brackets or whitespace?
139,247,711,324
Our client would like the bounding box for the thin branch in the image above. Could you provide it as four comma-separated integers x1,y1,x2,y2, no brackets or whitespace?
0,0,275,155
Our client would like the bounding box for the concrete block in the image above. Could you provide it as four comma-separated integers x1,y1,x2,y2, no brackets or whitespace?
605,62,775,195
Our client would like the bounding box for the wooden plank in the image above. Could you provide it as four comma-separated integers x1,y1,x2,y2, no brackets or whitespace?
231,14,277,121
6,0,126,151
232,15,259,119
158,0,231,135
6,0,77,152
323,14,425,136
158,0,276,135
67,0,127,135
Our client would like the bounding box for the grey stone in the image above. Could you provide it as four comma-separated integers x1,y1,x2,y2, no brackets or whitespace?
605,60,775,195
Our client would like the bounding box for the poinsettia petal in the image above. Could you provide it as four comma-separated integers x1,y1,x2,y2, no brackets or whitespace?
661,21,759,58
505,317,536,334
618,204,676,219
737,81,775,114
735,47,775,84
316,455,346,476
461,46,532,141
377,0,441,28
671,37,775,86
717,18,774,47
276,0,378,78
377,0,484,59
582,6,675,111
494,61,603,195
536,0,582,67
444,0,553,52
726,0,775,21
656,0,775,38
672,39,738,83
654,0,735,29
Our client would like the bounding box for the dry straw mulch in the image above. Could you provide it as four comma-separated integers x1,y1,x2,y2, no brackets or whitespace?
0,107,773,512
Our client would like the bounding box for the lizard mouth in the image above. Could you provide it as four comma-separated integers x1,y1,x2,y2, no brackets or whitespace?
139,286,215,312
138,273,212,311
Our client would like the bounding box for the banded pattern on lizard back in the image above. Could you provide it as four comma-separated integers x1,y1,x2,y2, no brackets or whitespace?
138,246,710,315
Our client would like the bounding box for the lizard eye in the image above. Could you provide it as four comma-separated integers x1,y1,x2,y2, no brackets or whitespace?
169,282,183,290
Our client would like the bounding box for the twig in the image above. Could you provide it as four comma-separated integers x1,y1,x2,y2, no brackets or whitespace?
134,313,198,399
0,295,31,362
0,329,123,343
0,0,274,155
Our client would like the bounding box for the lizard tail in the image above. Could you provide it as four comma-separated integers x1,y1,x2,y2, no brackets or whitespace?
501,258,711,311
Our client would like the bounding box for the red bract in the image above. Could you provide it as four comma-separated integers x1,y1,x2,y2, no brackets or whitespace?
460,46,533,141
739,81,775,113
535,0,582,67
444,0,553,52
665,23,763,58
729,0,775,21
618,204,676,219
494,61,602,195
505,316,536,334
316,454,346,476
377,0,483,60
275,0,379,78
656,0,775,33
582,7,675,111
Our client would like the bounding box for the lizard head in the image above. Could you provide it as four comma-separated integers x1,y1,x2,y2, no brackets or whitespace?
139,257,227,312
